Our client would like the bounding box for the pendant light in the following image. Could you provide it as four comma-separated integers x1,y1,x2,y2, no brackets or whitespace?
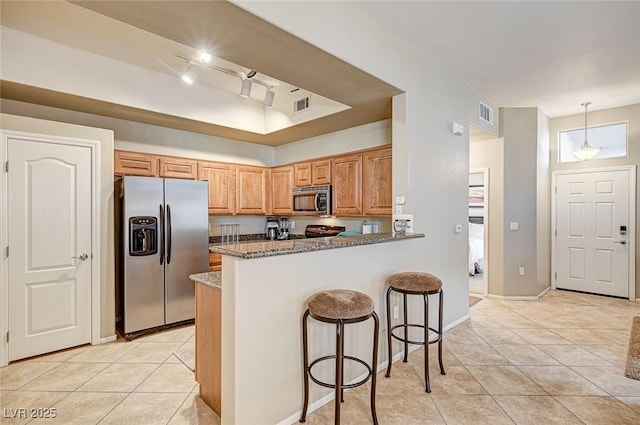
572,102,601,161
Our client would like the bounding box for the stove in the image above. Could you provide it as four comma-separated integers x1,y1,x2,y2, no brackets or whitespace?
304,225,346,238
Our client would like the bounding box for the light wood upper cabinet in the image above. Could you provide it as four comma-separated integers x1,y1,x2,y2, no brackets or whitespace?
293,163,312,187
114,150,158,177
332,154,363,216
159,156,197,179
312,160,331,185
198,161,236,215
236,165,268,215
271,166,293,215
363,147,392,215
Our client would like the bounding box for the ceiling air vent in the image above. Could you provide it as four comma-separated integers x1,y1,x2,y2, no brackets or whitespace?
293,96,310,114
479,101,494,125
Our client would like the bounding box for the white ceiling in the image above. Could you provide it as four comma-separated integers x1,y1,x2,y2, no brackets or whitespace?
354,1,640,117
1,0,638,143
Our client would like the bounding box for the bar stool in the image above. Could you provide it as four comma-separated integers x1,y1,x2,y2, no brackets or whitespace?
300,289,379,425
385,272,445,393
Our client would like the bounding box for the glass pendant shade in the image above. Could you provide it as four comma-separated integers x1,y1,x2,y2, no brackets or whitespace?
572,102,601,161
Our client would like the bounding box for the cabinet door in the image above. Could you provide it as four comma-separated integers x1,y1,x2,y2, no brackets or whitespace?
271,166,293,215
312,160,331,185
363,147,392,215
294,163,312,187
159,156,197,179
198,161,236,215
114,150,158,176
332,154,362,216
236,166,268,215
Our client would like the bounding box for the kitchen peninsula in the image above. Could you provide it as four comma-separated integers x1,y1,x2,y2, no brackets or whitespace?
192,232,425,424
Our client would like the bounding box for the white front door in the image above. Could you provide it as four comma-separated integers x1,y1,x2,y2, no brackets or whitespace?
555,169,632,298
7,138,92,361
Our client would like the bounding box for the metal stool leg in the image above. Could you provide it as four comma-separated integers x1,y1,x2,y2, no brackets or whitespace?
402,292,409,362
335,319,344,425
371,312,379,425
423,292,431,393
438,289,446,375
300,310,310,423
385,286,393,378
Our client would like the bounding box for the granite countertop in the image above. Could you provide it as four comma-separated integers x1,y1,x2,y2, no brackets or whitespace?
209,232,424,259
189,271,221,290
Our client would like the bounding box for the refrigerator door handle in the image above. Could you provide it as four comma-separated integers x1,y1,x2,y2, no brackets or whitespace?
167,204,172,264
159,204,165,265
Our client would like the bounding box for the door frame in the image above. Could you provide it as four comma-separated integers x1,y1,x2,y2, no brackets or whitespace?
0,130,101,367
470,167,489,297
551,165,636,301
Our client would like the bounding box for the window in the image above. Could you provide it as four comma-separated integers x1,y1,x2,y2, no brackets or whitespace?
558,122,627,163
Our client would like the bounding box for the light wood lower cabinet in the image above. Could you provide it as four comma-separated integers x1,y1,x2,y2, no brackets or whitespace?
363,147,392,215
198,161,236,215
236,166,268,215
332,154,363,216
271,166,293,215
209,252,222,272
195,283,221,416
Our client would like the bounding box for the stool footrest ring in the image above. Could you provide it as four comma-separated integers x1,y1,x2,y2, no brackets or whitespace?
390,324,442,346
308,355,373,390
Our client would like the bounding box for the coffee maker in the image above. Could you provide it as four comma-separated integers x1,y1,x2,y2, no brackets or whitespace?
265,216,278,240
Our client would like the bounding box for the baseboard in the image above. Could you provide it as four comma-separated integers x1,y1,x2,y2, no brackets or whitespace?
100,335,117,344
486,286,550,301
537,286,551,298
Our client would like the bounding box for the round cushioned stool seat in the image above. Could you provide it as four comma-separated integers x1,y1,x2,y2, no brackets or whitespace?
387,272,442,294
308,289,375,320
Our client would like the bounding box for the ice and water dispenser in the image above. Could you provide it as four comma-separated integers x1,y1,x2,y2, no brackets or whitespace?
129,216,158,256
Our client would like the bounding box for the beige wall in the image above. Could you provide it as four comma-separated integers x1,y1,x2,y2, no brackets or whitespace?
470,138,505,295
0,113,115,339
549,103,640,297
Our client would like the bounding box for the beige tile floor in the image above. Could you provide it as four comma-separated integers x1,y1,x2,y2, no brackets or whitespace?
1,289,640,424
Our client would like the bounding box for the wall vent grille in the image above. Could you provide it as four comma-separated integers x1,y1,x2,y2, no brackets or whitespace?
479,101,494,125
293,97,310,114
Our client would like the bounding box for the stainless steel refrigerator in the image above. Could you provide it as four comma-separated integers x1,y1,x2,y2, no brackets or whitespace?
115,175,209,339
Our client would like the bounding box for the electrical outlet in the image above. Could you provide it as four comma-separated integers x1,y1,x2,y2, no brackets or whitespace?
393,305,399,319
290,221,296,229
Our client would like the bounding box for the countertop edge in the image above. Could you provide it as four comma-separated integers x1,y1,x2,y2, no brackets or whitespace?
189,271,222,290
210,233,425,259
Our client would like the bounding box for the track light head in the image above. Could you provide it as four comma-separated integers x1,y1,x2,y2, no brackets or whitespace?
264,89,275,107
240,79,252,98
246,70,257,79
197,50,212,63
181,64,199,85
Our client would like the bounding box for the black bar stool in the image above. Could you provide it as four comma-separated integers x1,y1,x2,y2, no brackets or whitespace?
300,289,379,425
385,272,445,392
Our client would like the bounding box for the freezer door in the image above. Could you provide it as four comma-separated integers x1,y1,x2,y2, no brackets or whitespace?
123,176,165,333
164,178,209,324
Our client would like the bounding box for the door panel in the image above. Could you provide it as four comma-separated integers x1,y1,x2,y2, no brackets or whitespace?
164,179,208,324
8,138,92,361
556,170,630,298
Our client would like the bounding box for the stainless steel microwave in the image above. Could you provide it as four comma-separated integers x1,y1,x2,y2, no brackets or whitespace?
292,185,332,216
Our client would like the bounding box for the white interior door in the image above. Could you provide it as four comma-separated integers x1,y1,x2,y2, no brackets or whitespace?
7,138,92,361
555,169,631,298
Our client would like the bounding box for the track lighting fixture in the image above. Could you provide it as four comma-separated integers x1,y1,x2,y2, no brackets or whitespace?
246,70,257,78
240,79,252,98
181,64,199,85
264,89,275,107
197,50,212,63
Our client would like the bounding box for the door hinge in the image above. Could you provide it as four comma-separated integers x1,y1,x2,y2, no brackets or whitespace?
3,161,7,173
4,246,8,258
5,332,8,343
554,186,557,193
555,229,557,237
554,272,557,280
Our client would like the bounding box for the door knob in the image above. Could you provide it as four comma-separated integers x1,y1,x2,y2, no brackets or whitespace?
613,240,627,245
72,253,89,260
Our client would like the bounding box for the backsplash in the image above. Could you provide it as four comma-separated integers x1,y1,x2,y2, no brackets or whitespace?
208,215,391,237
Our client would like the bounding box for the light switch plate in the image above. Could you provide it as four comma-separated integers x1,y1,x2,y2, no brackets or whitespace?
510,222,519,231
395,196,406,205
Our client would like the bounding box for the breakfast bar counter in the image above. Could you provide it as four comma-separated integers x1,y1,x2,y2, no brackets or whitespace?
199,233,449,425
